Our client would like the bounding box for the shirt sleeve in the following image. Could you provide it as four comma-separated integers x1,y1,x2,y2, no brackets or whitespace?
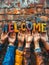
2,45,15,65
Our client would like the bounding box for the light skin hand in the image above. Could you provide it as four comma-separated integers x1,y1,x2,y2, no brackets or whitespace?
25,31,33,48
33,32,40,49
41,33,49,50
0,32,8,44
8,32,16,46
18,31,25,47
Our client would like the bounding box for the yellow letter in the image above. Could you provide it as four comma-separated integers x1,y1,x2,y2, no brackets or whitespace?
41,23,47,32
21,22,26,31
14,23,19,32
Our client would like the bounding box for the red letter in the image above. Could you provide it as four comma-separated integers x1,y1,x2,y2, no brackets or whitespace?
9,23,14,32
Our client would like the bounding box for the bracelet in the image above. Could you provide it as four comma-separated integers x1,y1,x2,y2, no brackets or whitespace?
46,41,49,43
18,47,23,51
34,48,41,52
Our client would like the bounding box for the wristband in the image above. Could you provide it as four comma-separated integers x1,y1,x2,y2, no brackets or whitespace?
46,41,49,43
34,48,41,52
44,40,49,44
18,46,24,51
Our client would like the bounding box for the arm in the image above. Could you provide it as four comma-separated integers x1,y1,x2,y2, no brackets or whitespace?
17,32,25,50
15,31,25,65
33,32,45,65
2,32,16,65
23,31,33,65
0,32,8,51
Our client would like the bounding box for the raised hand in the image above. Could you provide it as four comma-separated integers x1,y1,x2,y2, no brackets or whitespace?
33,32,40,42
34,33,45,65
25,30,33,48
8,32,16,45
40,33,49,50
33,32,41,49
0,32,8,44
18,31,25,43
40,33,48,42
25,32,33,43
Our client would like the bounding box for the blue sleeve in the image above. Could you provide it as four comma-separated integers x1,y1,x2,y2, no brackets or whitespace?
0,44,3,51
2,45,15,65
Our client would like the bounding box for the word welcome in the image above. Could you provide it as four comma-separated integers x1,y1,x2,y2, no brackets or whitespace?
2,22,47,33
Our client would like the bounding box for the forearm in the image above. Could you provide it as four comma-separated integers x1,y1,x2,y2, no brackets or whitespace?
35,52,45,65
23,43,31,65
15,42,23,65
34,42,45,65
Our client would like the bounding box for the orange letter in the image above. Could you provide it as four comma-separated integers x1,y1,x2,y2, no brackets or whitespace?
33,23,41,32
